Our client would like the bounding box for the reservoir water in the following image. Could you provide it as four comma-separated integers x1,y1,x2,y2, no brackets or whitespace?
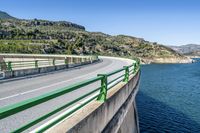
136,59,200,133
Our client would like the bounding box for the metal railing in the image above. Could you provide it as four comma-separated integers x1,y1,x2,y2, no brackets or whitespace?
0,59,140,133
0,56,98,71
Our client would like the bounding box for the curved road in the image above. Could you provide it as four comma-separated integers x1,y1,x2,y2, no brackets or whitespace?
0,57,132,132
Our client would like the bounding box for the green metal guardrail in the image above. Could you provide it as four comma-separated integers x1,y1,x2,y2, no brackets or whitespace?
0,59,140,133
0,56,98,71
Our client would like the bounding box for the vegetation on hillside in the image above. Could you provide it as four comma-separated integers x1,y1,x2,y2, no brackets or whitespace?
0,11,186,62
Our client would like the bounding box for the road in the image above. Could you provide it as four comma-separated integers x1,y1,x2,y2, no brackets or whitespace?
0,57,132,132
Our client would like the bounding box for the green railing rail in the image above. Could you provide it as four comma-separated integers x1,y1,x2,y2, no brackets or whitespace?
0,59,140,133
0,56,98,71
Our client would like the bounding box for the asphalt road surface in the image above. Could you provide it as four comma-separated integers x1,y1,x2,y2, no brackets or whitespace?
0,57,132,132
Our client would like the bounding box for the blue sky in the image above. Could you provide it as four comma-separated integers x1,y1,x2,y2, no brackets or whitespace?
1,0,200,46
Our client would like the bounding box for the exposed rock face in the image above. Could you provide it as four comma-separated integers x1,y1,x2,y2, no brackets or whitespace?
141,57,194,64
27,19,86,30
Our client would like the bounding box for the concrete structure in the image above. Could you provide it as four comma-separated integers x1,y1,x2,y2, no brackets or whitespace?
0,54,99,79
46,69,140,133
0,56,140,132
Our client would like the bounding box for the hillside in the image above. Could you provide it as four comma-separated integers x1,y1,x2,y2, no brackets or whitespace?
0,11,16,19
0,11,192,64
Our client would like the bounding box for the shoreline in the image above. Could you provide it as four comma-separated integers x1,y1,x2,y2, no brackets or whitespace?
185,55,200,58
140,57,194,64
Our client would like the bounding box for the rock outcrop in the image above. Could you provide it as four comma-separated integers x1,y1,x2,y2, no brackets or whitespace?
141,57,194,64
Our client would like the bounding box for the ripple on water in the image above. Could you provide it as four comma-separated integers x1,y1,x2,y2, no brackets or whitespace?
137,60,200,133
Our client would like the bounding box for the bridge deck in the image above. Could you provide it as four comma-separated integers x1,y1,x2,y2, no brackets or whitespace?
0,57,131,132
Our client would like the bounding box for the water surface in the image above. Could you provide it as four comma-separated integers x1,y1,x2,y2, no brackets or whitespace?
136,59,200,133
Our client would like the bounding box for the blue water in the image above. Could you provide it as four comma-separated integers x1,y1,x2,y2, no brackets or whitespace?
136,59,200,133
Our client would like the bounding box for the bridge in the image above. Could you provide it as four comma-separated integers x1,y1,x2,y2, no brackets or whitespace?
0,54,140,133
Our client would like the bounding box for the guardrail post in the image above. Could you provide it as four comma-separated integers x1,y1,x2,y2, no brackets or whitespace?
66,57,70,65
70,57,72,64
90,57,92,63
123,66,129,82
72,58,76,64
35,60,38,68
0,62,2,71
64,58,67,65
52,58,55,66
132,63,136,74
95,56,97,61
7,61,12,71
79,58,81,63
97,74,108,102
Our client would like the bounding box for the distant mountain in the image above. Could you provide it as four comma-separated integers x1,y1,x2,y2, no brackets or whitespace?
184,51,200,56
169,44,200,56
0,11,16,19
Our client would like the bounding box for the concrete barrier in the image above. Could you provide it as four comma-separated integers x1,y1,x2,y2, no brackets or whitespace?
2,60,99,79
0,54,99,79
0,71,4,79
46,71,140,133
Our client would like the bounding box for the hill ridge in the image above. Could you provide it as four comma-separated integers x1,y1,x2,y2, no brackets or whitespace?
0,11,16,19
0,11,192,64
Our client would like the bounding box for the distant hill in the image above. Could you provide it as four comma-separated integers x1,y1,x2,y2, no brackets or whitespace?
169,44,200,56
0,11,16,19
0,11,192,64
184,51,200,56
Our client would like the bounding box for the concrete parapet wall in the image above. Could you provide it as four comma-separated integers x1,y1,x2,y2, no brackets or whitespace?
0,53,97,60
1,60,99,79
0,54,99,79
46,71,140,133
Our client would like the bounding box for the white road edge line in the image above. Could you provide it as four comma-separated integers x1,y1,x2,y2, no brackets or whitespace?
30,91,99,133
30,78,124,132
0,58,117,101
